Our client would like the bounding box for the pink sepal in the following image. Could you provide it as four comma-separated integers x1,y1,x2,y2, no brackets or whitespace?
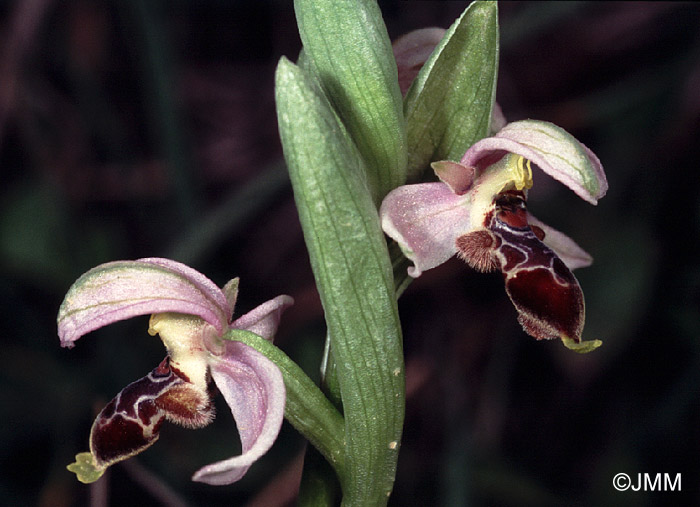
192,342,285,485
57,258,231,347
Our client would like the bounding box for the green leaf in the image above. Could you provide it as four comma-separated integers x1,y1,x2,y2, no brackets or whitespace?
276,57,405,505
404,1,499,181
224,329,346,479
294,0,407,203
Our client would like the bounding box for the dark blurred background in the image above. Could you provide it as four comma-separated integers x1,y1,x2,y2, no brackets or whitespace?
1,1,699,506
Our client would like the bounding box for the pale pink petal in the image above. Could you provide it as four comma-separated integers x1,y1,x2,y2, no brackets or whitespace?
231,295,295,341
139,258,231,322
392,27,446,96
192,342,285,485
490,102,507,133
431,160,475,195
380,182,473,277
461,120,608,204
528,214,593,270
57,259,230,347
222,278,240,315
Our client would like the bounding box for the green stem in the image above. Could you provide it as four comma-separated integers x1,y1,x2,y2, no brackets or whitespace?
298,445,341,507
297,336,343,506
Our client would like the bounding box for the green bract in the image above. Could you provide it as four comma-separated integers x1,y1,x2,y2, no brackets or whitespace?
404,1,499,181
276,57,405,504
294,0,407,204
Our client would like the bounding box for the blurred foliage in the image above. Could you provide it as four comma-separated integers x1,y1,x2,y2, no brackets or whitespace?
1,1,699,506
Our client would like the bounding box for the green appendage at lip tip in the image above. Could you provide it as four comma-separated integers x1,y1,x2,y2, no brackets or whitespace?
561,335,603,354
67,452,105,484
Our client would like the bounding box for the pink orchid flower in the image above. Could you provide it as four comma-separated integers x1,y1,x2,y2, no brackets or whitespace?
384,29,608,353
57,258,293,485
381,125,607,353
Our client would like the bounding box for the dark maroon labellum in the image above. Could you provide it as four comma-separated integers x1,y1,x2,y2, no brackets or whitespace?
90,356,214,468
457,191,585,342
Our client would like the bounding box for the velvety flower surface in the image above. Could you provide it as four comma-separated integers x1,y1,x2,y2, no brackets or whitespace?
380,124,607,353
57,258,293,484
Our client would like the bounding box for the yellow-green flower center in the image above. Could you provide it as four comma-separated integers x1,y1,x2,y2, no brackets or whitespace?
468,154,534,229
148,313,212,390
510,156,533,191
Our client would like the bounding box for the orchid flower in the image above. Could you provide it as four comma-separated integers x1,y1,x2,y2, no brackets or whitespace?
57,258,293,485
383,27,608,353
381,123,607,353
